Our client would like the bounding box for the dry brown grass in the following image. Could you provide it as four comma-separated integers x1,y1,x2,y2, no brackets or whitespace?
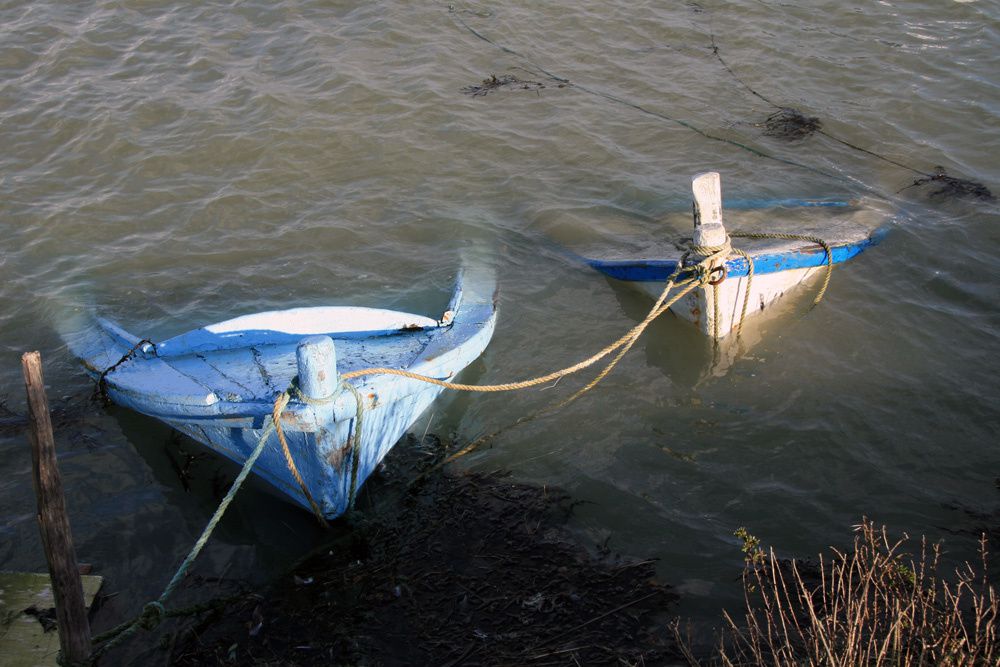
679,520,998,666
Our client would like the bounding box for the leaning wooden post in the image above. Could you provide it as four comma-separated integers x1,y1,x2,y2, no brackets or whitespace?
21,351,92,666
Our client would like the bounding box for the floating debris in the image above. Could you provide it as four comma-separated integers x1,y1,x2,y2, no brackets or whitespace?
940,479,1000,549
0,391,105,450
707,34,994,203
165,433,210,493
462,73,547,97
761,107,822,140
902,167,995,202
22,605,58,633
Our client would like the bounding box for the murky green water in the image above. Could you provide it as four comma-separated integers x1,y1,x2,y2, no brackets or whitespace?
2,0,999,652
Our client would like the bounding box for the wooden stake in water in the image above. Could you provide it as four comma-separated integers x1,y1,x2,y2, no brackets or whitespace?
21,351,92,666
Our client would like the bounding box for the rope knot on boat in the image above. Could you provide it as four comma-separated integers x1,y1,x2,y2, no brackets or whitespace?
677,228,833,341
273,377,368,526
683,237,734,286
137,601,165,631
288,376,338,406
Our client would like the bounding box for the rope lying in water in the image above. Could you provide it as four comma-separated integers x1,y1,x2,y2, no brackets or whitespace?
454,8,993,202
446,8,857,191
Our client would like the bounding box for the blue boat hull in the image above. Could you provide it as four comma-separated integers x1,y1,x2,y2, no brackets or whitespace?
164,372,444,516
64,266,497,518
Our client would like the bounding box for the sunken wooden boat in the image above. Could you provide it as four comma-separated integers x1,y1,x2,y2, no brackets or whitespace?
551,172,890,340
65,265,497,519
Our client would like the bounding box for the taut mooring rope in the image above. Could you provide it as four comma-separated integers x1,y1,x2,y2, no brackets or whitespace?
339,275,701,388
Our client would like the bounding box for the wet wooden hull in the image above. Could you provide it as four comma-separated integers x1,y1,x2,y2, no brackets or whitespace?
64,267,497,518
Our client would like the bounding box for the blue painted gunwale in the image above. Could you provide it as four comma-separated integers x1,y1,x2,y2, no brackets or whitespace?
588,225,888,283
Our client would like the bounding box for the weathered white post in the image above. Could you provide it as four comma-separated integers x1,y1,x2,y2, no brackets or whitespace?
691,172,731,339
295,336,341,497
692,171,727,250
296,335,338,401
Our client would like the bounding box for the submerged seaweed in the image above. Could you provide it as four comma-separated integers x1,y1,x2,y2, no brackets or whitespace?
462,73,547,97
903,167,995,202
761,107,822,140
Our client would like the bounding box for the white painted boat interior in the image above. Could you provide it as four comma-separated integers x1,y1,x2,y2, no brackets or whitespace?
205,306,439,335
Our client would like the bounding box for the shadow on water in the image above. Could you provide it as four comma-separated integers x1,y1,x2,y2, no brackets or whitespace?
112,408,329,556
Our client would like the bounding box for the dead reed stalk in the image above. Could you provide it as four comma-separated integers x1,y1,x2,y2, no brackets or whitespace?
680,520,998,666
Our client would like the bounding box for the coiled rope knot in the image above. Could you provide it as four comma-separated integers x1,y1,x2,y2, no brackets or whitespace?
684,235,757,340
683,238,734,287
138,601,166,630
682,231,834,341
272,378,366,524
288,376,338,406
686,239,732,258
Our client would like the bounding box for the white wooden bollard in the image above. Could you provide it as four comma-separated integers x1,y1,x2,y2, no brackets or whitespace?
296,335,338,400
296,336,343,483
691,171,733,339
692,171,727,248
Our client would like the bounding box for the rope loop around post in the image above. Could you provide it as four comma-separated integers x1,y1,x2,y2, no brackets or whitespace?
682,231,834,341
288,376,339,406
137,601,165,631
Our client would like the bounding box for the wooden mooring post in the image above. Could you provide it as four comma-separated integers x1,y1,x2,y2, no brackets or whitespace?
21,351,92,666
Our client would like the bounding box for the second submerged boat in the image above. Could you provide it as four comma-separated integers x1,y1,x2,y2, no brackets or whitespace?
555,172,889,339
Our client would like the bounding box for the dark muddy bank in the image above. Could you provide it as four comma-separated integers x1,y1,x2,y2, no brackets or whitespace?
162,434,681,666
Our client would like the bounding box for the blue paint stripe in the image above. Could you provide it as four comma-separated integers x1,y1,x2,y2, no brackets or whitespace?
589,229,885,282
